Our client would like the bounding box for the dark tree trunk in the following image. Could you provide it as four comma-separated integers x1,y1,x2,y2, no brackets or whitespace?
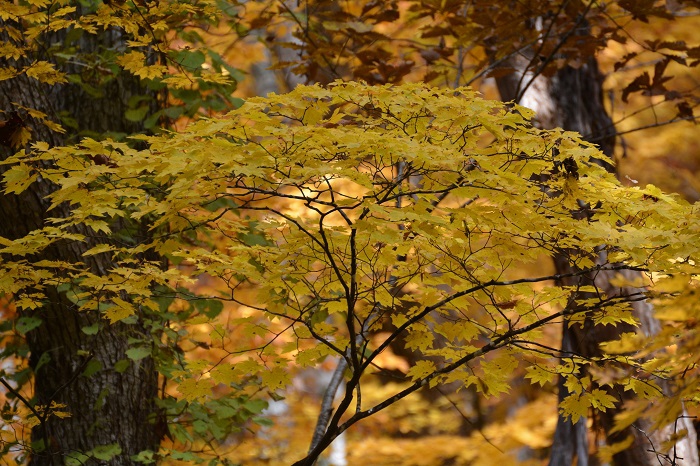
0,18,161,466
496,51,698,466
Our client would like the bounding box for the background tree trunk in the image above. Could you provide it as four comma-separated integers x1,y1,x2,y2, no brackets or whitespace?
0,19,161,465
496,51,699,466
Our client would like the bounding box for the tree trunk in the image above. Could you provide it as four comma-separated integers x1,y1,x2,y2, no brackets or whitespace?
496,51,698,466
0,18,161,466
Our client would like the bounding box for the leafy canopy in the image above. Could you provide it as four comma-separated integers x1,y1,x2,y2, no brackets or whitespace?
2,81,698,462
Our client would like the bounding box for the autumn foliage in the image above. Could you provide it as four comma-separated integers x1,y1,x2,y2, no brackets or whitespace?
1,0,700,465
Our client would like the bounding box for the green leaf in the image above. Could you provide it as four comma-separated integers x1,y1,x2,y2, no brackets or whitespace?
243,398,268,415
173,50,206,71
91,443,122,461
114,359,130,373
34,352,51,373
261,367,289,391
252,416,274,427
125,106,150,122
163,106,185,119
81,323,100,335
131,450,156,464
194,299,223,319
16,317,42,336
203,197,238,212
65,452,89,466
81,359,103,378
208,49,245,82
125,347,151,361
143,110,163,129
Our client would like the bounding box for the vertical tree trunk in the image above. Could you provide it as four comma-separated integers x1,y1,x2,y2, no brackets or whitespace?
0,19,161,466
496,51,698,466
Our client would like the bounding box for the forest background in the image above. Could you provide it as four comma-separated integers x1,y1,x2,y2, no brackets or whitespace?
1,1,700,466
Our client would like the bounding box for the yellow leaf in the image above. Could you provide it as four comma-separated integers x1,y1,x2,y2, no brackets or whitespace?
161,75,195,89
116,51,146,73
3,163,37,194
177,378,211,402
623,378,662,399
83,244,117,257
589,388,617,411
325,300,347,314
134,65,167,80
0,3,29,21
0,67,18,81
261,366,290,391
25,61,67,84
211,363,241,385
104,297,135,323
524,365,555,387
407,360,435,381
44,119,66,134
11,127,32,148
48,401,72,419
84,219,112,234
559,392,589,423
609,273,645,288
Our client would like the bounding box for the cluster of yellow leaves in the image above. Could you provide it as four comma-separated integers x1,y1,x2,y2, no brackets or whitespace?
0,0,238,139
116,52,167,81
1,82,699,462
0,61,67,86
22,401,71,428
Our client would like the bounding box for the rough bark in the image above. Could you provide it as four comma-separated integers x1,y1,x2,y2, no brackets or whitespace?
0,19,161,466
496,52,698,466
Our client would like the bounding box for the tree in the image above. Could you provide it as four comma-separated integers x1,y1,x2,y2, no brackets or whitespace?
0,6,161,465
248,1,700,463
0,1,241,463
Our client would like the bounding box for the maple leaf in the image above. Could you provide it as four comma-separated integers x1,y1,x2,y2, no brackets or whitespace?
177,378,212,402
559,393,589,423
103,297,135,323
261,366,291,391
524,365,555,387
25,61,67,85
407,360,436,381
